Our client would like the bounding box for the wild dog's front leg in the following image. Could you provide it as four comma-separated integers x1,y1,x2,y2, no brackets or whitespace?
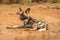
7,25,23,29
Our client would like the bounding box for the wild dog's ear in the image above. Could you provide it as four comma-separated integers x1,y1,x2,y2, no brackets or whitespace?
19,8,22,11
19,8,23,14
25,8,30,14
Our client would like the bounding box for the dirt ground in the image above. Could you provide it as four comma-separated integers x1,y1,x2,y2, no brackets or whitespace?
0,3,60,40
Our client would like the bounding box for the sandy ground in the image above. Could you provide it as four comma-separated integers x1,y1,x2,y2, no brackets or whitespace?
0,3,60,40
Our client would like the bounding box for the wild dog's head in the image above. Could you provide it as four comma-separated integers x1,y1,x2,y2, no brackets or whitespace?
19,8,30,21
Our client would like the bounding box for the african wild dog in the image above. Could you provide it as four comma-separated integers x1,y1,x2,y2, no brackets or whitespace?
7,8,48,31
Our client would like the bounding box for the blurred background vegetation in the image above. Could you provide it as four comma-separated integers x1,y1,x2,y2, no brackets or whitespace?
0,0,59,4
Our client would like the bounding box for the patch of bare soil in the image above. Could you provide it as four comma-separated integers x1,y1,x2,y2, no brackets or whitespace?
0,3,60,40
